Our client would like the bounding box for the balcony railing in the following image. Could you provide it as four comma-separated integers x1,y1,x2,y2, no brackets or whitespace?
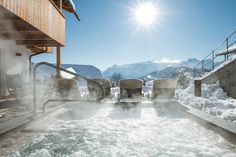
194,30,236,78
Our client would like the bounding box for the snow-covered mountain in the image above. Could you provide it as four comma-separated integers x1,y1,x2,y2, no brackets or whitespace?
62,64,102,79
180,58,200,68
34,63,102,79
103,58,202,79
142,67,195,80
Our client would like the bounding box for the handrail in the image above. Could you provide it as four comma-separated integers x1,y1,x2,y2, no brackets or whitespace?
33,62,105,113
194,30,236,77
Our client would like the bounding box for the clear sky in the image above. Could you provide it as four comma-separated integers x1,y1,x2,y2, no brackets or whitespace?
33,0,236,71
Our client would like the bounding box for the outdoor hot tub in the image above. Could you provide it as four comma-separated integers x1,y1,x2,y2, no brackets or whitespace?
1,101,236,157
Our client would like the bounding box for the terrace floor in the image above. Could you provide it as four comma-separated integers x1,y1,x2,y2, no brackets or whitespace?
0,99,34,134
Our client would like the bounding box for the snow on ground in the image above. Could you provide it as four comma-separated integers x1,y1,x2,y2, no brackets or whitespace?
175,82,236,123
111,87,120,98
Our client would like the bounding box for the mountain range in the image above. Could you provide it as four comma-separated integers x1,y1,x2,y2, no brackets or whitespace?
35,64,102,79
102,58,203,79
35,58,215,81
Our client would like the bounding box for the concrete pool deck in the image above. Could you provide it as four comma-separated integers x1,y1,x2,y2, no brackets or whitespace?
0,101,34,135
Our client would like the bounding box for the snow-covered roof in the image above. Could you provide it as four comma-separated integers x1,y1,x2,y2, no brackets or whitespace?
61,67,76,79
52,0,76,13
68,0,76,11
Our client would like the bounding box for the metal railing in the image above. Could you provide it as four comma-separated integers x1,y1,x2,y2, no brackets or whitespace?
194,30,236,78
33,62,105,113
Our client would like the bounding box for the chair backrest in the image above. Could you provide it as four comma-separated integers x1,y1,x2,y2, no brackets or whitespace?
4,74,22,93
119,79,143,90
93,79,111,88
54,78,80,98
152,79,177,99
152,79,177,89
119,79,143,98
55,79,79,90
87,78,111,97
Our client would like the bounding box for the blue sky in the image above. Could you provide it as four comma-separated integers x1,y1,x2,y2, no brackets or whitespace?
33,0,236,71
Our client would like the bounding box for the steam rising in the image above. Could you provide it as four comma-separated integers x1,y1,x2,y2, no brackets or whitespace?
7,102,236,157
0,9,32,109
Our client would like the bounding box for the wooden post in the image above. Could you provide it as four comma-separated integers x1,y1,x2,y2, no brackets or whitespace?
194,80,201,97
58,0,62,11
212,51,215,70
56,45,61,78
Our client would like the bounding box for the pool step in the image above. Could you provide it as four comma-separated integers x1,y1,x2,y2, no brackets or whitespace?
0,113,34,135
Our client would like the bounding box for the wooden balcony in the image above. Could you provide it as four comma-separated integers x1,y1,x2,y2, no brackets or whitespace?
0,0,66,47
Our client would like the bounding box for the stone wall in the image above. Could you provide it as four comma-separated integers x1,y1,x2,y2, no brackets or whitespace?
202,59,236,98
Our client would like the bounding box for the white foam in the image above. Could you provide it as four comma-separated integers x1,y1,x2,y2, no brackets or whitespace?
28,149,51,157
13,104,236,156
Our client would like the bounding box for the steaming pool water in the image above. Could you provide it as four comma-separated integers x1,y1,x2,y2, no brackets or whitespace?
4,102,236,157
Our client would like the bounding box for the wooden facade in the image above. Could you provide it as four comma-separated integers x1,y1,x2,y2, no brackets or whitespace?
0,0,66,48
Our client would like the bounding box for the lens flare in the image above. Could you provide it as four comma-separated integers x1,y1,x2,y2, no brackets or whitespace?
133,1,158,28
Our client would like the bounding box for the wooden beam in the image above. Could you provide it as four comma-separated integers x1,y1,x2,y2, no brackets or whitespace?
27,46,53,54
0,30,42,34
194,80,201,97
16,40,59,46
56,45,61,77
0,31,51,40
0,7,18,19
0,19,36,31
59,0,62,11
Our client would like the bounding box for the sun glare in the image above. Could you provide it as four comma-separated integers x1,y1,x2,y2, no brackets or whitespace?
133,1,158,28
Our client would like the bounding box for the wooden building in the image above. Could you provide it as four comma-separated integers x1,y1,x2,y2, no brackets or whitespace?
0,0,79,98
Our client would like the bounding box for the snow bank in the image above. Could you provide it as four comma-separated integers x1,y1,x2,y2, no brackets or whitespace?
111,87,120,98
175,82,236,123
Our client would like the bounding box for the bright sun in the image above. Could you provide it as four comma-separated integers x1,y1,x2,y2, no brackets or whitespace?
133,2,158,27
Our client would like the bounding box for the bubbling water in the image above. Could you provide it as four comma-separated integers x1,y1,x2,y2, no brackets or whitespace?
11,102,236,157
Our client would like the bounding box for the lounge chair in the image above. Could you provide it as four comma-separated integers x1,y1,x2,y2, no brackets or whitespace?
119,79,143,99
88,79,111,98
4,74,24,102
54,78,80,99
152,79,177,99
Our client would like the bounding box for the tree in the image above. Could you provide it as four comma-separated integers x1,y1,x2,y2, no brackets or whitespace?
110,73,123,86
177,70,192,89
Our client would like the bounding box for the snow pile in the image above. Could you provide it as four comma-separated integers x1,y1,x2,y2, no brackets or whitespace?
175,82,236,123
111,87,120,98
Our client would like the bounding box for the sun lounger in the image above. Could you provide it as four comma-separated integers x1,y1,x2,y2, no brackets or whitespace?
4,74,24,102
54,78,80,99
88,79,111,98
152,79,177,99
119,79,143,99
